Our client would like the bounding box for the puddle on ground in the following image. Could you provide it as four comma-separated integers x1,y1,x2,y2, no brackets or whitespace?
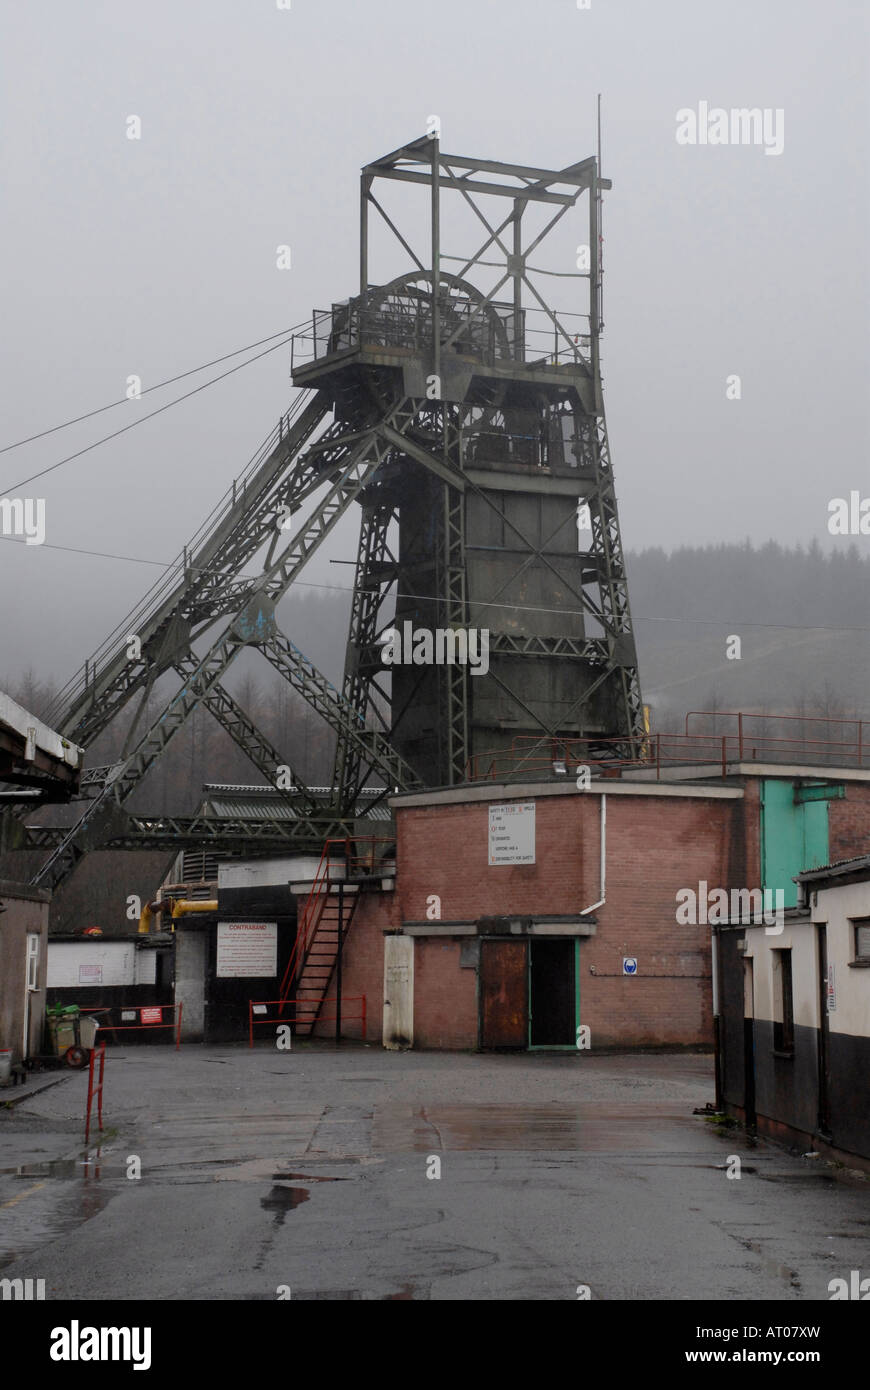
372,1102,697,1153
0,1181,114,1269
272,1172,345,1183
260,1185,310,1223
296,1289,363,1300
756,1171,839,1184
3,1154,108,1180
739,1237,802,1292
293,1286,428,1300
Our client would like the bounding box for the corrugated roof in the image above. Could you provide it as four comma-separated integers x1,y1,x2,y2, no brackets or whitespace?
203,792,300,821
198,784,392,822
798,854,870,882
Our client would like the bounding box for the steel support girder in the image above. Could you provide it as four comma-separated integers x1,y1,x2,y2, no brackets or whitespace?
366,144,604,196
30,416,407,893
172,655,320,813
333,499,396,813
581,410,644,743
22,814,366,853
487,633,610,662
442,481,468,783
58,392,331,748
31,623,257,890
369,166,577,208
356,633,609,669
381,413,469,783
261,630,420,797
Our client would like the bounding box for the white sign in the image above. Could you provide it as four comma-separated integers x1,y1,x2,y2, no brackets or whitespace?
623,957,638,975
827,963,836,1013
488,802,535,865
216,922,278,978
78,964,102,984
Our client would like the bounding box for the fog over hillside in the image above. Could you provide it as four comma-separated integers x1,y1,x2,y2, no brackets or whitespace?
7,538,869,731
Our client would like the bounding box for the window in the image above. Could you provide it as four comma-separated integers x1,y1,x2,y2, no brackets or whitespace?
854,920,870,962
772,949,794,1054
26,933,40,991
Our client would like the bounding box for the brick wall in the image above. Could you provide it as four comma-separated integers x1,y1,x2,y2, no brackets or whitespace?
310,774,870,1052
413,938,478,1049
396,789,734,1048
312,888,396,1044
829,781,870,862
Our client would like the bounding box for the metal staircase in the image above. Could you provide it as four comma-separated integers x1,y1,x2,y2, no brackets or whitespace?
278,837,390,1037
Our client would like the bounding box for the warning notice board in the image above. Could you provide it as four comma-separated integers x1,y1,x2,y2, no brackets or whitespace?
488,802,536,865
216,922,278,978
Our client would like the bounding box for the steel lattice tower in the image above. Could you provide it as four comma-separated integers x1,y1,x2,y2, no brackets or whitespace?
8,135,643,894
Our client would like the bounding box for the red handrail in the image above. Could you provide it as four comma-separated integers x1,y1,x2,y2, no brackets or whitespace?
685,708,868,764
464,713,870,783
249,996,367,1046
80,1003,183,1049
278,837,392,1005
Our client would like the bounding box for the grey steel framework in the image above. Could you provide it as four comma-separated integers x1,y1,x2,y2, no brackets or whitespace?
5,135,642,894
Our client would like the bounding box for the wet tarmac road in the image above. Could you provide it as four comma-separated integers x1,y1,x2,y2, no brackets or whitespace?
1,1046,868,1300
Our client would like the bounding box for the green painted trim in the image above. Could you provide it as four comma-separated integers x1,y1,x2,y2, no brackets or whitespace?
526,937,580,1051
575,937,581,1047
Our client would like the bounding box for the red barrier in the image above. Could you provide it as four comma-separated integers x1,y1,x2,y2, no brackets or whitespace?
81,1003,183,1050
249,996,367,1048
84,1043,106,1145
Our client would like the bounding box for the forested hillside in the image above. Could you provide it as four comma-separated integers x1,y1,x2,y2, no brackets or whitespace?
3,541,868,930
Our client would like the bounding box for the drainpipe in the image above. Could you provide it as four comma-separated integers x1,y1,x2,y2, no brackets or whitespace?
711,924,723,1110
580,793,606,916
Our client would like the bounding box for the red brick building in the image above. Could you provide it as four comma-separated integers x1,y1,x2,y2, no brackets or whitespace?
311,762,870,1052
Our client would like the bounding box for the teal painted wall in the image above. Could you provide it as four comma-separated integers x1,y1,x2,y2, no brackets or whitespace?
760,780,829,907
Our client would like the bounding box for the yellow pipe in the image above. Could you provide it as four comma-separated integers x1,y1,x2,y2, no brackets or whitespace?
170,899,217,919
138,898,217,934
138,899,166,935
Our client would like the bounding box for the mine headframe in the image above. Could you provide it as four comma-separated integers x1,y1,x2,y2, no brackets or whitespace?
12,135,642,896
297,135,644,806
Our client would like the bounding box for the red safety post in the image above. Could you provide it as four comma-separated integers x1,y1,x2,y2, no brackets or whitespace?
97,1045,104,1132
85,1042,106,1146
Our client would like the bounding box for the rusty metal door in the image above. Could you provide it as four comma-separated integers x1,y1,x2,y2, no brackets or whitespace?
479,939,528,1048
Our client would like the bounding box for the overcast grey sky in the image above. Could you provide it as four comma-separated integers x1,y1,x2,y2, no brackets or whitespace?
2,0,868,679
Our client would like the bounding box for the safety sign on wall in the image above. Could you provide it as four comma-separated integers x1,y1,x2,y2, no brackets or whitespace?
216,921,278,978
488,802,536,865
623,957,638,975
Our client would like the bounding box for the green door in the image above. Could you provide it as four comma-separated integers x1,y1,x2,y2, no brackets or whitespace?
760,780,830,907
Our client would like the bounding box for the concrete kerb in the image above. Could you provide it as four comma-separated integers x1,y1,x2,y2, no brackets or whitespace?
0,1073,74,1110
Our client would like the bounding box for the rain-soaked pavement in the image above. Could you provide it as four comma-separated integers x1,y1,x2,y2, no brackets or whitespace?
1,1045,868,1301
